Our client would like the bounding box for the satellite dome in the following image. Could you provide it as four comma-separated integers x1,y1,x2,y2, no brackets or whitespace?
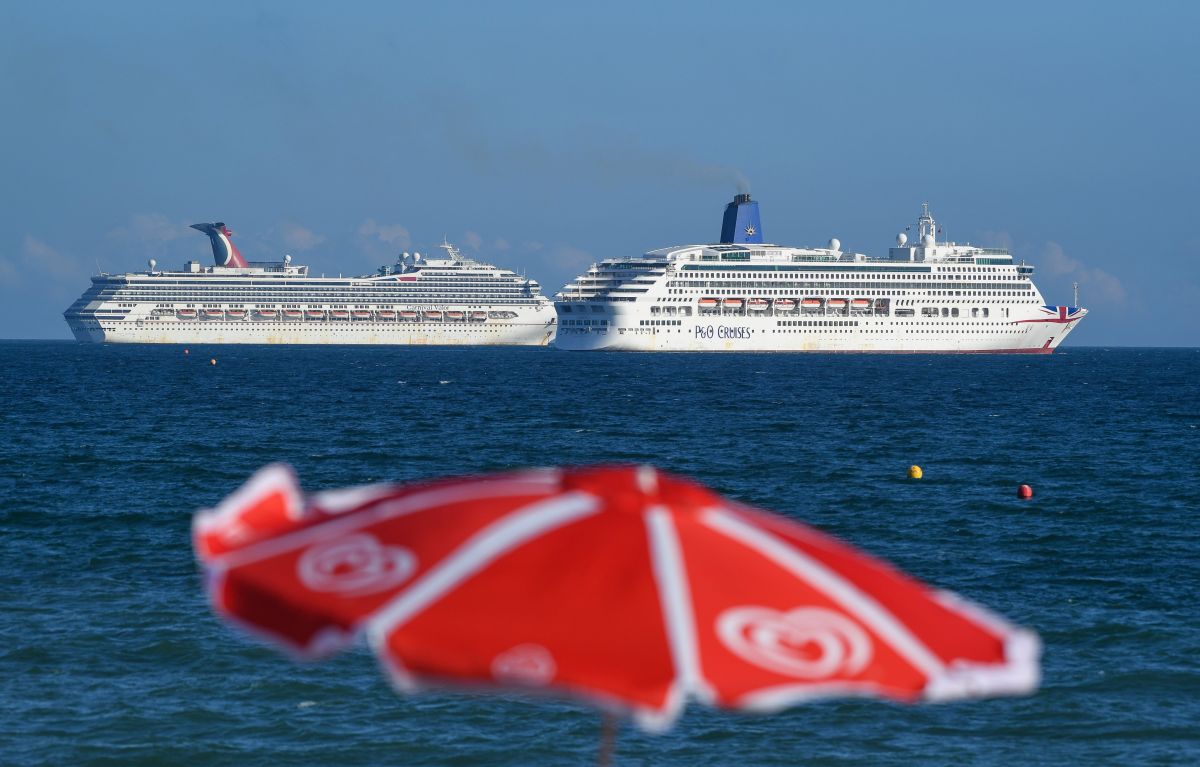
896,232,908,246
828,238,841,252
147,259,156,271
921,234,935,248
284,254,292,264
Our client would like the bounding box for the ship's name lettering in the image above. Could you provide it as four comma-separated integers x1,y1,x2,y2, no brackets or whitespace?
694,325,751,340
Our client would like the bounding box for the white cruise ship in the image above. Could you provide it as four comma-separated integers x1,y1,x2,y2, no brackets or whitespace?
554,195,1086,353
65,222,556,345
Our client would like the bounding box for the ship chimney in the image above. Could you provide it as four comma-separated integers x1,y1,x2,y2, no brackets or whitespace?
719,193,763,244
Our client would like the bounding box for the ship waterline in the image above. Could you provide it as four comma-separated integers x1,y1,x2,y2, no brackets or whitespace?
554,196,1086,353
64,226,556,346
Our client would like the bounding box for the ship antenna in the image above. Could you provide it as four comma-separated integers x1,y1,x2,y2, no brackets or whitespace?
1073,281,1079,308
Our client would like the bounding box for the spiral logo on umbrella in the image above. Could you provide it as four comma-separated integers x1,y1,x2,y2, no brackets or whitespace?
716,606,873,679
491,643,557,686
297,533,417,595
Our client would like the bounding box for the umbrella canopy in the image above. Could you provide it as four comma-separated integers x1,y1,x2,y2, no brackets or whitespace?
193,464,1039,730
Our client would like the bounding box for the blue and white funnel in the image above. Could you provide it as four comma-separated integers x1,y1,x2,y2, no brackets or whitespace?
719,193,763,244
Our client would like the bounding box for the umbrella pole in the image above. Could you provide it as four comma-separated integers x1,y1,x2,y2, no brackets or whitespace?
597,712,618,767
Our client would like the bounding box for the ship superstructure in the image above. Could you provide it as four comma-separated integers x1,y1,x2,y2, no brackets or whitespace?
554,195,1086,352
65,223,555,345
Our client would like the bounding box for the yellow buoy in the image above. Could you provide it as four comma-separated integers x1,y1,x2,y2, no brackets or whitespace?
908,465,923,479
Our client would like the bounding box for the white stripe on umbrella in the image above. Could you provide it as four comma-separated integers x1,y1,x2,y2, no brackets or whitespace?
202,475,563,570
702,508,947,683
644,506,714,729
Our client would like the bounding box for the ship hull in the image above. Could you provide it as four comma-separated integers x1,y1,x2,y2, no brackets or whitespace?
554,310,1081,353
67,316,555,346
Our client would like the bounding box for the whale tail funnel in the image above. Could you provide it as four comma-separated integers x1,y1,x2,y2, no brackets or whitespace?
190,222,248,268
719,193,763,244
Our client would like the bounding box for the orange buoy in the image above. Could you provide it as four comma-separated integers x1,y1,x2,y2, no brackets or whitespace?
1018,484,1033,499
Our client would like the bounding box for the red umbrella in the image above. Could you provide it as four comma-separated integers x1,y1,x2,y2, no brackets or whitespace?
194,464,1039,732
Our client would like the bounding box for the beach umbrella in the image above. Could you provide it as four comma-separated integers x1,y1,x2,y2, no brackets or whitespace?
194,464,1039,735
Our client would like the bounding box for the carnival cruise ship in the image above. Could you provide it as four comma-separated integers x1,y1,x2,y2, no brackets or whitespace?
554,195,1086,353
64,222,556,345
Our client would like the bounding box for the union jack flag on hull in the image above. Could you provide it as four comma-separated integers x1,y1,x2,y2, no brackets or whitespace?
1016,305,1086,325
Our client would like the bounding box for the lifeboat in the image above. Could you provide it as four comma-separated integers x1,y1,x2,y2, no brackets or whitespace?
226,309,246,319
801,298,822,308
445,310,465,321
399,310,418,320
724,298,745,309
283,309,303,319
176,309,197,319
424,311,443,321
203,309,224,318
351,310,372,320
851,299,871,310
330,310,349,320
470,311,488,321
377,310,397,320
827,299,847,309
698,298,719,308
775,299,797,311
305,310,325,319
255,309,278,318
747,298,769,311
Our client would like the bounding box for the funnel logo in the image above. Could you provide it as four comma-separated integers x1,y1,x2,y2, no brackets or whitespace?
190,221,249,268
716,606,872,679
745,224,756,236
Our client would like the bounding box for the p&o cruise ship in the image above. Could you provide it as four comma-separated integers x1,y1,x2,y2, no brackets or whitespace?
554,195,1086,353
65,222,556,345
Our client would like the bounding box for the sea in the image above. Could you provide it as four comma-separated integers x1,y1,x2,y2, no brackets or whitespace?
1,341,1197,766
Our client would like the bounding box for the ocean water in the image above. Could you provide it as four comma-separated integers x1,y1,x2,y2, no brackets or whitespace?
1,341,1198,766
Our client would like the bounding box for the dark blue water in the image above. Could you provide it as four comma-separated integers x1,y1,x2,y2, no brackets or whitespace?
2,342,1198,765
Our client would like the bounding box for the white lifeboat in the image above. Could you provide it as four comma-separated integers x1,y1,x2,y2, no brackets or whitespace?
377,310,397,320
255,309,278,318
445,310,465,321
724,298,745,309
399,310,418,320
176,309,197,319
469,311,488,321
801,298,822,308
226,309,246,319
351,310,372,320
747,298,768,311
203,309,224,318
330,310,349,319
697,297,718,308
424,310,443,321
851,298,871,310
283,309,302,319
774,299,797,311
305,309,325,319
827,299,847,309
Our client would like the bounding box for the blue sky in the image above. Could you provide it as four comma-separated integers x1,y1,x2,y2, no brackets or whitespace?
1,1,1196,345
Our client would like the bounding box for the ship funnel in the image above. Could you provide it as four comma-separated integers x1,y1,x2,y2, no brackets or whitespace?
719,193,763,244
190,222,248,268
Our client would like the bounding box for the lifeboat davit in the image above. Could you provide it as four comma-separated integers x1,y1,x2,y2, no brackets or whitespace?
177,309,197,319
747,298,768,311
801,298,822,308
851,298,871,309
470,311,488,321
445,310,465,320
775,299,797,311
724,298,745,309
305,310,325,319
698,298,718,308
827,299,847,309
377,310,397,320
